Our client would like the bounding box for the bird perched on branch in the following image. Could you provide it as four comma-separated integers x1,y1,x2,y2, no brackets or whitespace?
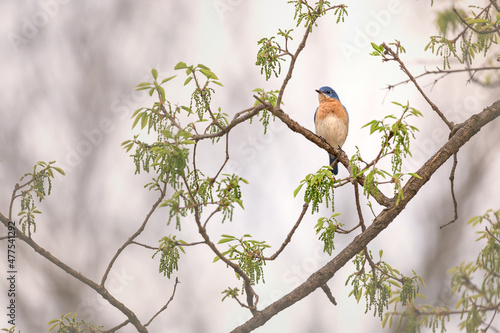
314,86,349,175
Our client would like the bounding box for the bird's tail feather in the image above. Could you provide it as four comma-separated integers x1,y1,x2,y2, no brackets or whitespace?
329,154,338,175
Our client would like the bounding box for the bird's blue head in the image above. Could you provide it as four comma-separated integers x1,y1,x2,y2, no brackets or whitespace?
315,86,340,101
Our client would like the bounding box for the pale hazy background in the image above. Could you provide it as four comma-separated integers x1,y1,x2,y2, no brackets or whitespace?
1,1,500,332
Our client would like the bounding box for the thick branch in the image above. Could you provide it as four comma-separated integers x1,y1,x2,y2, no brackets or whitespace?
231,100,500,333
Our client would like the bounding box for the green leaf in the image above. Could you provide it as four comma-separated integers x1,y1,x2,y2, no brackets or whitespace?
197,63,210,70
184,76,193,86
218,238,235,244
174,61,188,70
132,112,142,129
52,167,65,176
156,84,165,101
48,323,58,331
140,113,148,129
200,68,219,80
161,75,177,84
151,68,158,80
466,18,490,24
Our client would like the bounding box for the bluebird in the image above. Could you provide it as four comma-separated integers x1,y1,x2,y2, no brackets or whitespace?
314,86,349,175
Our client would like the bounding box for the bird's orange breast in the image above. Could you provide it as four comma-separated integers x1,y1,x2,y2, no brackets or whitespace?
316,99,348,124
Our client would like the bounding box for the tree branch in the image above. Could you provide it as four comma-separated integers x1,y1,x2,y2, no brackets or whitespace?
440,153,459,229
382,42,454,130
0,214,148,333
230,100,500,333
191,104,265,141
264,203,309,261
101,187,166,286
387,66,500,89
145,277,180,327
255,98,392,207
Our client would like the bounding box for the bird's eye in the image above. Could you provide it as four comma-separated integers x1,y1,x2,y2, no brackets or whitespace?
326,90,332,94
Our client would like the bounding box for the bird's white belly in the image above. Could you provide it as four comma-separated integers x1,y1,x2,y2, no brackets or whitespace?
315,117,348,148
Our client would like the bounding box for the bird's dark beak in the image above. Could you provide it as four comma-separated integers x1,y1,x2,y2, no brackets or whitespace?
315,89,322,94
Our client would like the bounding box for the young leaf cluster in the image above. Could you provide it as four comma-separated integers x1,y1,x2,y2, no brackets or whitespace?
0,327,18,333
294,166,338,214
47,312,103,333
256,2,348,81
221,287,240,302
315,213,343,255
216,234,270,285
255,35,286,80
161,172,248,230
347,251,422,321
252,88,280,134
425,5,500,70
124,64,252,281
16,161,65,235
153,235,187,279
288,1,347,27
450,209,500,332
361,102,423,204
384,209,500,333
370,41,406,61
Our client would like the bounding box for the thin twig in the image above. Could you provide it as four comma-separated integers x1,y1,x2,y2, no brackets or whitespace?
211,133,231,183
101,183,166,286
275,4,346,108
449,5,491,43
181,174,259,314
485,226,500,243
192,104,265,141
145,277,180,327
276,19,312,108
382,43,454,130
387,66,500,89
353,182,366,231
264,203,309,261
103,319,130,333
453,7,500,35
440,153,459,229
